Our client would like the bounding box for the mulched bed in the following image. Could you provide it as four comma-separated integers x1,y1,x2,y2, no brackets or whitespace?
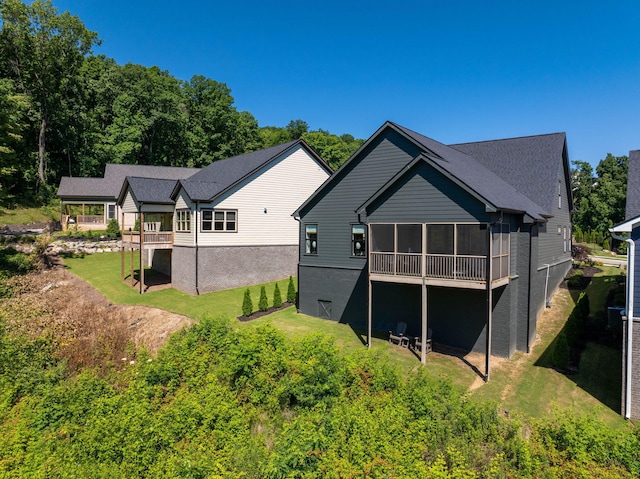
562,265,602,290
237,302,294,321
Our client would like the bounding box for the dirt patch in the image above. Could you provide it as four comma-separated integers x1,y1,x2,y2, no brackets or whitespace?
2,256,194,371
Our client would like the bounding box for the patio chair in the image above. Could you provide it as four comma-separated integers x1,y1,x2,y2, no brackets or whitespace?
411,327,433,354
388,321,409,347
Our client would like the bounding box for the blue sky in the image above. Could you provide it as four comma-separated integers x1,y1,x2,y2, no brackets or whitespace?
52,0,640,168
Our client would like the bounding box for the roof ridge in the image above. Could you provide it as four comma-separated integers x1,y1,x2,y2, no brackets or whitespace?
450,131,565,146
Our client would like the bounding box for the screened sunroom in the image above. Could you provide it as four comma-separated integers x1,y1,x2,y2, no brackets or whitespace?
368,222,510,289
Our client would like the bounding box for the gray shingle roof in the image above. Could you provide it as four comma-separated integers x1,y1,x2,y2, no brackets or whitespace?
124,177,179,205
626,150,640,220
176,140,329,202
450,132,568,214
56,177,112,198
390,122,550,220
57,164,199,199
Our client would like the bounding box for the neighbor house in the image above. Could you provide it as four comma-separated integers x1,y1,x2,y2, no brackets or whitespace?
117,140,332,294
294,121,572,377
57,164,199,231
610,149,640,419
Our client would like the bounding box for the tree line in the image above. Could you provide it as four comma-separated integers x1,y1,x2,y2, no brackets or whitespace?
0,0,363,206
571,153,628,247
1,0,631,235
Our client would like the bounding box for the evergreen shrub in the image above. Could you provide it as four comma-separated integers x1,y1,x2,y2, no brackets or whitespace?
287,276,296,304
258,286,268,312
242,288,253,317
273,283,282,308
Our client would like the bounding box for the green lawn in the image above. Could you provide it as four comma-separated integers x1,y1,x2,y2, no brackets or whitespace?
64,252,628,427
0,205,58,226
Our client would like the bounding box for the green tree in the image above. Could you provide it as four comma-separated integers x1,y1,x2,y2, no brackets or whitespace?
287,276,296,304
285,119,309,140
302,129,362,170
273,283,282,308
0,0,99,196
0,78,28,204
571,155,628,235
242,288,253,317
258,285,268,312
183,75,259,167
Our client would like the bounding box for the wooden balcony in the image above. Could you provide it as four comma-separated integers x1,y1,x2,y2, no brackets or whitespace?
369,252,507,289
122,231,174,249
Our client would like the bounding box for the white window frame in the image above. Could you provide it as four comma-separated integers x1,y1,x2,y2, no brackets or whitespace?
175,209,191,232
202,209,237,232
351,224,366,257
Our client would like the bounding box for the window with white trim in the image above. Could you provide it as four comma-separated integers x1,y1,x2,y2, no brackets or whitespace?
214,210,237,231
107,204,116,220
175,209,191,232
352,224,366,256
202,209,237,232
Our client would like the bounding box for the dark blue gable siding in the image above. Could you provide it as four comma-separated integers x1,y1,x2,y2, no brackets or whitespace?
299,130,421,268
365,162,490,223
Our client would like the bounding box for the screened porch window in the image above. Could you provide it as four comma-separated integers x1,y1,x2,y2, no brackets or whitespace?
491,224,510,280
369,222,510,284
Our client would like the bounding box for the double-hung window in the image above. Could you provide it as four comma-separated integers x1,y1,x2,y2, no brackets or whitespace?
175,209,191,232
107,204,116,220
215,210,237,231
305,224,318,254
202,209,237,232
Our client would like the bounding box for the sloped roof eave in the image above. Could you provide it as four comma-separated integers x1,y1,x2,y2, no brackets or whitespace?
355,154,547,221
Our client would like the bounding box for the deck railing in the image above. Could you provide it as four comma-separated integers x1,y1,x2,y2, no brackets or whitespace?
122,231,174,244
76,215,104,224
371,252,489,282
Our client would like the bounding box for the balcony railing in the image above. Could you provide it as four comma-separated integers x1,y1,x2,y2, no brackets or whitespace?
122,231,174,245
76,215,104,224
370,252,491,282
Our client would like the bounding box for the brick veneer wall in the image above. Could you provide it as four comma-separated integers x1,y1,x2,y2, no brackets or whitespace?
621,317,640,419
172,244,297,294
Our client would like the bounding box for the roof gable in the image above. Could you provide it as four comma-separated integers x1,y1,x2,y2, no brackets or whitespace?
626,150,640,220
175,140,331,202
118,177,179,206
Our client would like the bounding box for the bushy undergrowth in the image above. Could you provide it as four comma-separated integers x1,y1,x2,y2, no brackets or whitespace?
1,314,639,478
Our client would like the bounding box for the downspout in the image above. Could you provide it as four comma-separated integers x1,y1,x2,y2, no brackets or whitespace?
544,263,551,308
626,239,635,419
194,201,200,295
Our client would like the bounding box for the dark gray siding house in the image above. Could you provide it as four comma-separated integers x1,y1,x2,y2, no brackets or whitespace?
610,150,640,419
294,122,572,376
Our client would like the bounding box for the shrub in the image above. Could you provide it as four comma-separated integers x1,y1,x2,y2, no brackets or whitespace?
571,244,591,262
273,283,282,308
287,276,296,304
258,286,268,312
242,288,253,317
106,218,120,238
603,238,610,251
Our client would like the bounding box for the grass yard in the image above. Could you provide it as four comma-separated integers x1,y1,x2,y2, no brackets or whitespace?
64,251,629,427
0,205,58,226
